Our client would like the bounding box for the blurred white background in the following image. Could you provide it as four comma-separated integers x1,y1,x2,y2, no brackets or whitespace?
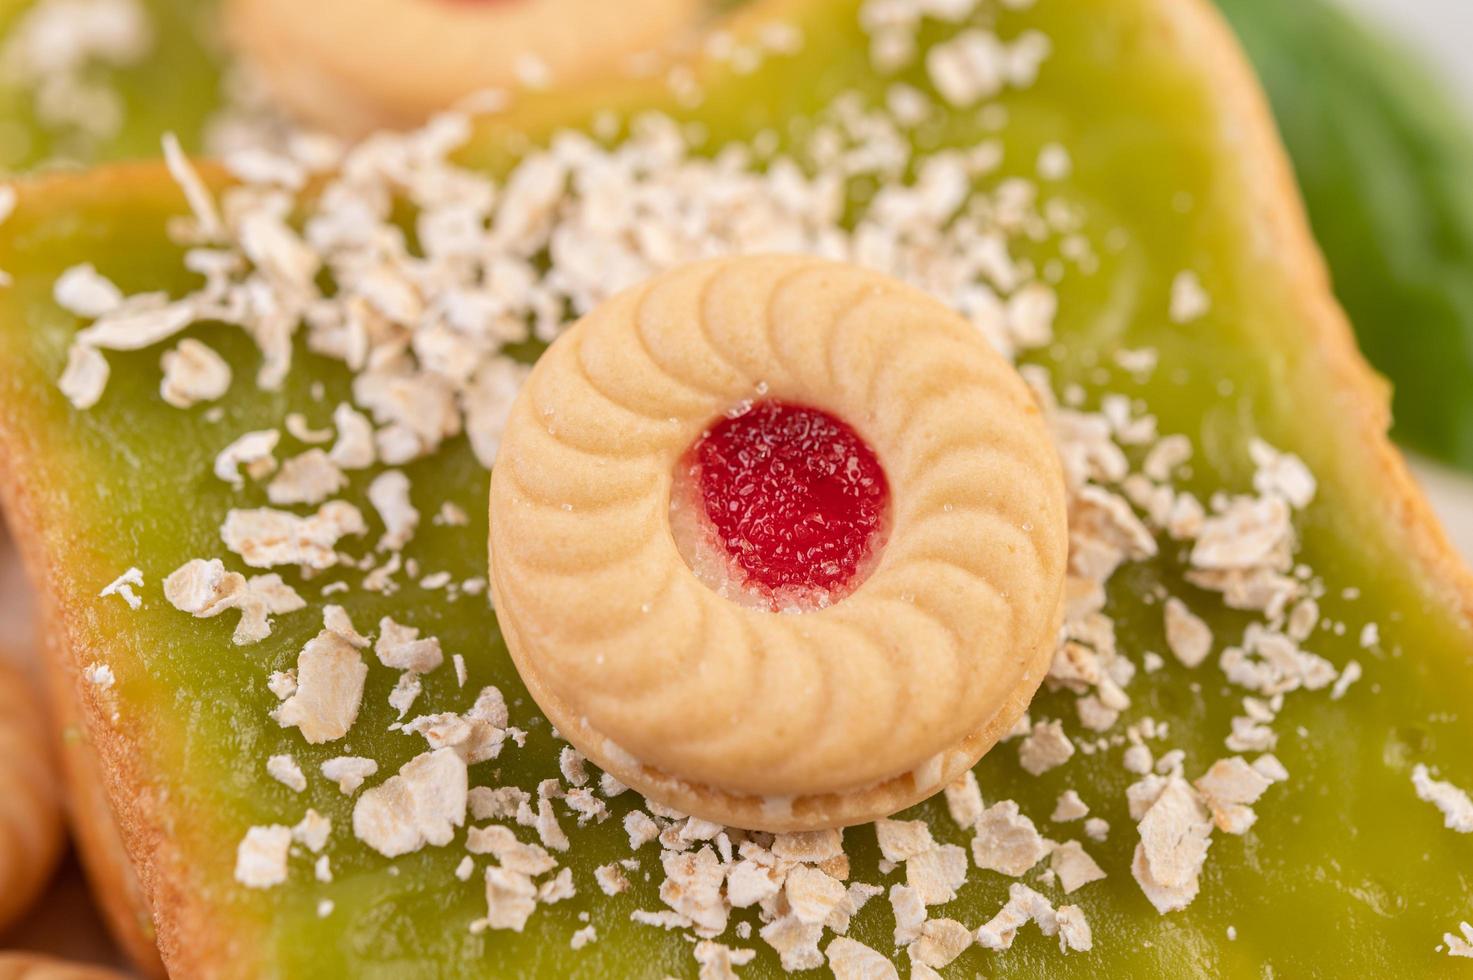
1343,0,1473,95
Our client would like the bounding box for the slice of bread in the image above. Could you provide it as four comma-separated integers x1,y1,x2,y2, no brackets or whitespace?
0,0,1469,974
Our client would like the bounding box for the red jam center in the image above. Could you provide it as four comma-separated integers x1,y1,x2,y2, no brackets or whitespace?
690,400,889,596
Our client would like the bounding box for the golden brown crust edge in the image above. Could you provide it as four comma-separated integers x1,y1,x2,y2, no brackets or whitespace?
40,634,166,978
0,1,1468,977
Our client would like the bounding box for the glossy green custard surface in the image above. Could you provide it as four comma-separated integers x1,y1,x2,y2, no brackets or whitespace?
0,0,1470,976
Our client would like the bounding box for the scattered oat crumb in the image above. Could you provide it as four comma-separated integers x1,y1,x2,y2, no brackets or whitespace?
595,863,630,896
482,865,538,932
1169,271,1209,323
388,671,422,719
268,450,347,506
164,557,305,645
353,747,468,857
467,825,556,876
1163,597,1212,668
1444,921,1473,958
975,882,1058,951
1050,840,1106,893
293,809,330,852
1019,719,1075,775
54,263,123,318
58,343,110,409
222,502,366,570
266,754,306,792
369,470,420,552
888,883,926,945
911,917,973,968
321,756,377,795
1412,764,1473,833
274,629,368,743
559,746,589,787
1249,439,1316,510
163,131,222,238
1055,904,1093,953
234,825,291,889
874,819,935,863
759,912,824,971
943,770,984,829
826,936,897,979
160,338,231,408
971,800,1050,877
1330,660,1362,701
534,798,570,852
1132,776,1212,914
1052,790,1089,822
785,865,848,925
695,939,756,977
329,403,376,470
98,566,143,610
375,616,443,673
1037,143,1071,181
1194,757,1273,835
214,429,280,487
285,412,333,444
905,844,967,905
659,845,728,934
436,501,470,527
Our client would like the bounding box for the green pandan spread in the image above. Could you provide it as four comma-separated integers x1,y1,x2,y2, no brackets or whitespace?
0,0,1471,977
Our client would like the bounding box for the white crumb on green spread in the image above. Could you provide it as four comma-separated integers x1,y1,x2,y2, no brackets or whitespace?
1412,765,1473,833
1169,270,1210,324
98,566,143,609
234,824,291,889
1444,922,1473,958
266,753,307,792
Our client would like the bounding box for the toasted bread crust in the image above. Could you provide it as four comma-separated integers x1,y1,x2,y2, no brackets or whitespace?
40,632,165,978
0,1,1468,976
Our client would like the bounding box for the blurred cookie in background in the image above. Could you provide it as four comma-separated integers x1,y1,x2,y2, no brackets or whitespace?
224,0,713,135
